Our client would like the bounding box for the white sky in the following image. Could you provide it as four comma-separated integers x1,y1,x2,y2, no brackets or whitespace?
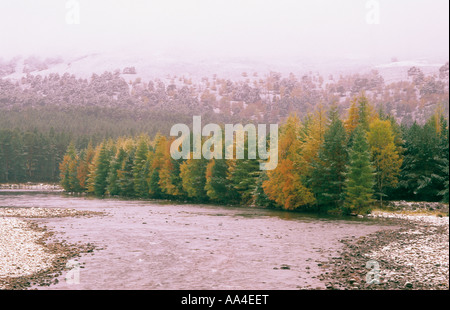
0,0,448,62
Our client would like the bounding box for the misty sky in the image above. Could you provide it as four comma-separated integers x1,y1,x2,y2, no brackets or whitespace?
0,0,448,62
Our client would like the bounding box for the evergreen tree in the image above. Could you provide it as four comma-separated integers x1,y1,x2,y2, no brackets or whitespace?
133,136,150,197
229,157,260,205
93,142,111,196
434,115,449,203
343,125,375,214
205,158,236,203
107,148,127,196
148,134,166,198
398,116,446,201
254,171,275,207
117,148,136,197
228,135,261,205
310,108,348,209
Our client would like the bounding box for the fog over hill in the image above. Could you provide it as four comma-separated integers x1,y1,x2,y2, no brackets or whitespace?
0,0,448,82
0,51,446,85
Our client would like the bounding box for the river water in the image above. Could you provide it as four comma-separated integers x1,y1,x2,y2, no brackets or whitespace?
0,191,394,290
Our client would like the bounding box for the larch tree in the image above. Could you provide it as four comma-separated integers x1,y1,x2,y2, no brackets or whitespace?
345,98,359,134
159,137,184,198
301,105,328,177
148,134,167,198
368,119,403,205
77,142,95,192
263,114,315,210
179,154,208,201
59,142,80,192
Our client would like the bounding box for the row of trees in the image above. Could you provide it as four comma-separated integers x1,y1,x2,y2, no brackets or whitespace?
0,128,77,183
59,95,449,213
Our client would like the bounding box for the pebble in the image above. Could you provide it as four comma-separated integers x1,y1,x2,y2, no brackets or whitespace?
0,207,102,290
318,209,449,290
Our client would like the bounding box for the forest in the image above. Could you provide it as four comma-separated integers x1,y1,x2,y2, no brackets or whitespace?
0,62,448,212
57,95,449,214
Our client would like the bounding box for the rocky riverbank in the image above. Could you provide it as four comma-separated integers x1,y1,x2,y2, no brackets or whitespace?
318,208,449,290
0,207,104,290
0,183,63,191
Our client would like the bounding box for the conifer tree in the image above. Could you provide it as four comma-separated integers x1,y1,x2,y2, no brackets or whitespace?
159,137,185,197
228,135,261,205
59,142,80,192
118,148,136,197
77,142,95,191
398,115,447,201
92,142,111,196
180,155,208,201
368,119,403,205
343,125,375,214
310,108,348,209
133,136,150,197
263,114,315,210
345,98,359,134
148,134,166,198
205,158,236,203
107,148,127,196
302,106,327,176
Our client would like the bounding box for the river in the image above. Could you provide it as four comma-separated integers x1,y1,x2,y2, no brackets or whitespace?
0,191,394,290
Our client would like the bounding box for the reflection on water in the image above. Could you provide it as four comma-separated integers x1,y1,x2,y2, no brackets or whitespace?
0,190,393,290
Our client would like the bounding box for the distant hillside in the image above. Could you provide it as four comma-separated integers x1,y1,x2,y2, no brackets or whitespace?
1,52,446,82
0,54,448,139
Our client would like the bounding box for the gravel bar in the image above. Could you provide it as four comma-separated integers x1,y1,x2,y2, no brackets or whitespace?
319,210,449,290
0,207,103,290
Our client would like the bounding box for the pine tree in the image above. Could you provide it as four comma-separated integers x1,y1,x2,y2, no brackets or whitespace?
254,171,275,207
228,135,261,205
117,147,136,197
133,136,150,197
398,115,446,201
205,158,236,203
92,142,111,196
310,108,348,209
343,125,375,214
434,115,449,203
229,157,260,205
107,147,126,196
